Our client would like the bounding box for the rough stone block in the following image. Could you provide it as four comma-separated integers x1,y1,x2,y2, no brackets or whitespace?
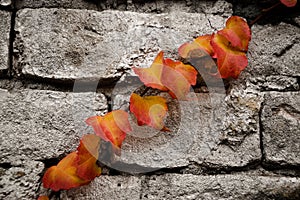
248,22,300,77
262,92,300,166
132,0,232,16
0,0,11,6
14,9,225,82
0,11,10,75
144,174,300,199
59,174,300,200
106,86,262,172
0,89,107,163
0,160,44,200
15,0,98,9
60,176,142,200
248,75,299,91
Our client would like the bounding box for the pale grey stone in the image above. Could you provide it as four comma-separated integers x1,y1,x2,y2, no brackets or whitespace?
248,75,299,91
133,0,232,16
15,0,98,10
262,92,300,166
144,174,300,200
0,89,107,163
107,86,262,172
0,160,44,200
194,0,233,17
14,9,225,82
248,23,300,77
0,11,10,75
0,0,11,6
60,176,142,200
58,174,300,200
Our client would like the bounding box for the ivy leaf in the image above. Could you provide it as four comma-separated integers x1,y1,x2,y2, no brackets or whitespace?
280,0,297,7
132,52,168,91
76,134,101,181
133,51,197,100
86,110,132,152
130,93,169,131
178,34,214,59
161,58,197,100
37,196,49,200
211,16,251,79
42,152,89,191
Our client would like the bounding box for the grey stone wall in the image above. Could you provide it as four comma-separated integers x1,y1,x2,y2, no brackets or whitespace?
0,0,299,199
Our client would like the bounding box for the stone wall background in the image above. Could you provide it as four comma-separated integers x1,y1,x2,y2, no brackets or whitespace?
0,0,299,199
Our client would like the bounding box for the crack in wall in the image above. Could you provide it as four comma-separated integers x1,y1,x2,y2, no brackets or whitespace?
7,0,16,78
258,100,266,167
274,39,298,57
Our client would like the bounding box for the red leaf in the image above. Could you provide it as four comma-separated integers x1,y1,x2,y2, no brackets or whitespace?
86,110,132,150
42,152,89,191
280,0,297,7
130,93,169,131
133,51,197,100
178,34,214,58
211,16,251,79
76,134,101,181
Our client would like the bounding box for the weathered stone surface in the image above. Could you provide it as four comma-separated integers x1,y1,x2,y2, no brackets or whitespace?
0,11,10,75
262,92,300,166
15,0,98,9
0,0,11,6
59,174,300,200
14,9,225,82
248,22,300,77
106,86,262,172
193,0,233,17
144,174,300,200
60,175,142,200
0,160,44,200
14,0,233,16
247,75,299,91
0,89,107,163
132,0,232,16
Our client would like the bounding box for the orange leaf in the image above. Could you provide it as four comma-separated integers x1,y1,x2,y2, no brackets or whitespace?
218,16,251,51
280,0,297,7
76,134,101,181
133,51,197,100
132,52,168,91
130,93,169,131
211,16,251,79
37,196,49,200
85,110,132,150
178,34,214,58
42,152,89,191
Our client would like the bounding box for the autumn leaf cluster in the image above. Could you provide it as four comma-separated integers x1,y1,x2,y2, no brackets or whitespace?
39,15,252,199
37,4,300,195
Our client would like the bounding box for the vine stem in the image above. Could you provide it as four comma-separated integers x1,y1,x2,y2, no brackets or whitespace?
249,2,281,27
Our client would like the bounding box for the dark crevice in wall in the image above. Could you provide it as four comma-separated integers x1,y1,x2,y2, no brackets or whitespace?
231,0,300,26
0,77,127,92
258,101,266,167
104,94,113,112
7,1,16,78
0,162,13,169
262,161,300,177
274,40,298,57
108,159,262,177
37,156,66,170
182,160,261,175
